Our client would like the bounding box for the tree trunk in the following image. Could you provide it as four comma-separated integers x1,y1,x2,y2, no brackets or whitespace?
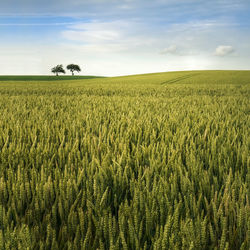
56,72,58,76
71,70,74,76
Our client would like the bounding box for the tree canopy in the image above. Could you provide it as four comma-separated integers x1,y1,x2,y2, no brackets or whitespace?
66,64,81,75
51,65,66,76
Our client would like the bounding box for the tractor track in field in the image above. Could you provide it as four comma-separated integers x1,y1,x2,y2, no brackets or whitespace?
160,73,200,85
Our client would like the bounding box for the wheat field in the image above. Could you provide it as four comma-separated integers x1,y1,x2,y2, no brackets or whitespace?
0,70,249,249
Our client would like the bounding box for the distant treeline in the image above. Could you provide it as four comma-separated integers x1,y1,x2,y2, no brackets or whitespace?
0,76,105,81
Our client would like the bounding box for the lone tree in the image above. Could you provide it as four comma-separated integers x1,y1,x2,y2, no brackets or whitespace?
66,64,81,75
51,65,66,76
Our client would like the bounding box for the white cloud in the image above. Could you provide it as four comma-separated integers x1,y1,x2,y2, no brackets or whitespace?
159,45,198,56
214,45,235,56
62,21,125,43
61,20,158,54
160,45,177,55
63,29,121,42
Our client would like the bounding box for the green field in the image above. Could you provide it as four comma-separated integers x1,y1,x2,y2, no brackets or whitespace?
0,70,249,249
0,75,105,81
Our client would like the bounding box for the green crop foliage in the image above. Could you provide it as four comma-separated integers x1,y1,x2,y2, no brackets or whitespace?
0,70,249,249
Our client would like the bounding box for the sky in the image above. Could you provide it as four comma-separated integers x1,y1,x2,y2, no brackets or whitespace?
0,0,250,76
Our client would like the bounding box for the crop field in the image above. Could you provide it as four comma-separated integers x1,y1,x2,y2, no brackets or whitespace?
0,70,249,249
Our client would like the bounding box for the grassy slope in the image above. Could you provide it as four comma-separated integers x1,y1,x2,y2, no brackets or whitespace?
0,70,249,249
0,70,249,83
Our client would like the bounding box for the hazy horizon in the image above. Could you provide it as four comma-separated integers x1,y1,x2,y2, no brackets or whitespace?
1,0,250,76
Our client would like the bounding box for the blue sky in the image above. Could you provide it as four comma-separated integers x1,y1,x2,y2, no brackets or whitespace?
0,0,250,76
